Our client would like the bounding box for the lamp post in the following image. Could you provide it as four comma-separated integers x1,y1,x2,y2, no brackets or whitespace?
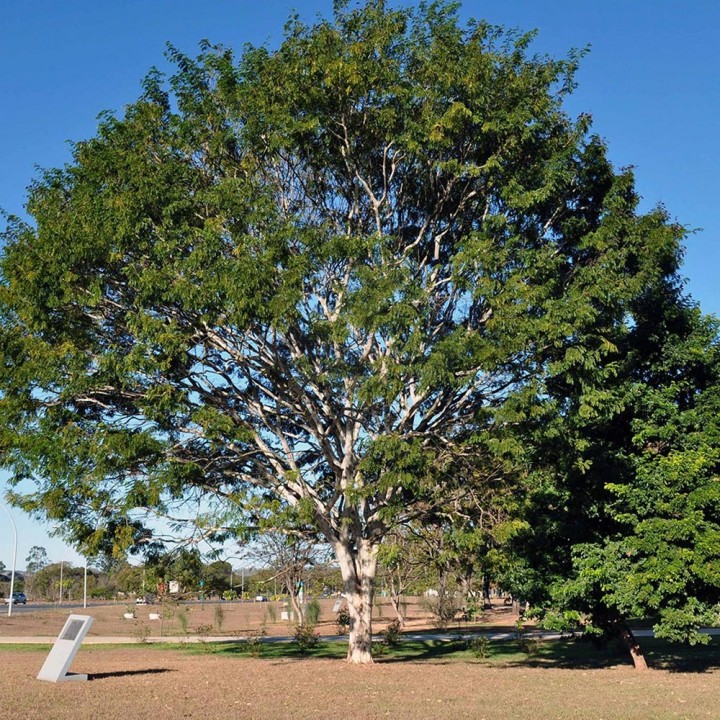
225,555,246,602
1,504,17,618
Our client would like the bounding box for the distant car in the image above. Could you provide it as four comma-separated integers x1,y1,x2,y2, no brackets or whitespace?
4,591,26,605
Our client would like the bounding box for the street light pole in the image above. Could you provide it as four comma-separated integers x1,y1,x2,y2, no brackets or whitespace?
1,504,17,618
83,559,88,609
223,555,246,602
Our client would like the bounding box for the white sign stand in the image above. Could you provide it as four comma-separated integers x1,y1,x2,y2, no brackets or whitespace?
37,614,94,683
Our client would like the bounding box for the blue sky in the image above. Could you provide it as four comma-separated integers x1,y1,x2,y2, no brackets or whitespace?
1,0,718,569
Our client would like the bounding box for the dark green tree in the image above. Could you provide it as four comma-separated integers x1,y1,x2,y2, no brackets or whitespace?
510,270,720,669
113,562,145,595
0,1,683,661
168,548,204,593
31,561,82,601
204,559,232,595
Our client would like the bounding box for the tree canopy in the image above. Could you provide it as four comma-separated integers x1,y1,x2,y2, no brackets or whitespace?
0,1,691,662
511,279,720,669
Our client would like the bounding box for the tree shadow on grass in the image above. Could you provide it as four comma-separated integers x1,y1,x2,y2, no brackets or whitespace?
203,641,347,662
503,637,720,674
643,639,720,674
376,640,471,665
380,636,720,673
168,635,720,673
89,668,176,680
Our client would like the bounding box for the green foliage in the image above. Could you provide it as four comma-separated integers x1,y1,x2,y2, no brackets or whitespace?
242,628,266,658
204,560,232,595
213,603,225,632
133,622,151,643
467,634,490,659
30,562,84,601
154,549,204,593
336,607,351,634
508,267,720,652
0,0,670,555
382,619,402,646
292,623,320,653
25,546,48,574
305,597,322,626
0,0,700,665
113,563,144,594
176,607,189,635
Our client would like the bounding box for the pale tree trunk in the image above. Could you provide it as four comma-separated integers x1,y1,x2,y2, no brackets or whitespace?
389,575,405,628
290,589,305,625
335,537,378,664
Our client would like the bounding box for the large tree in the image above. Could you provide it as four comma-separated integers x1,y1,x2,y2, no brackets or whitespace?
508,261,720,670
0,1,682,661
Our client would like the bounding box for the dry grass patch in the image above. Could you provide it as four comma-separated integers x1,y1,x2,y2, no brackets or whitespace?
2,647,720,720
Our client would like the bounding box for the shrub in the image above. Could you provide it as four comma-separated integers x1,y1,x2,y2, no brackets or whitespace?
467,635,490,659
372,640,387,657
214,603,225,632
133,623,150,644
195,623,214,652
293,623,320,653
305,597,321,625
522,635,543,657
265,603,277,623
336,608,351,635
382,619,402,647
421,593,462,629
243,628,266,658
196,624,214,640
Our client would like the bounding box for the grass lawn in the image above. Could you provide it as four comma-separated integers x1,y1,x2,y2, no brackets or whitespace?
3,635,720,719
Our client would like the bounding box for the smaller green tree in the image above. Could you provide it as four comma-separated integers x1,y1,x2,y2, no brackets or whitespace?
248,533,331,624
113,562,145,595
167,548,204,592
378,527,430,627
204,560,232,596
23,546,49,598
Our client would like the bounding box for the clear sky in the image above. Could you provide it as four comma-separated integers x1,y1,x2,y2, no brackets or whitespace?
1,0,718,569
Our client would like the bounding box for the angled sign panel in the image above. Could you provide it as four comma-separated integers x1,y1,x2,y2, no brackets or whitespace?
37,614,94,683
